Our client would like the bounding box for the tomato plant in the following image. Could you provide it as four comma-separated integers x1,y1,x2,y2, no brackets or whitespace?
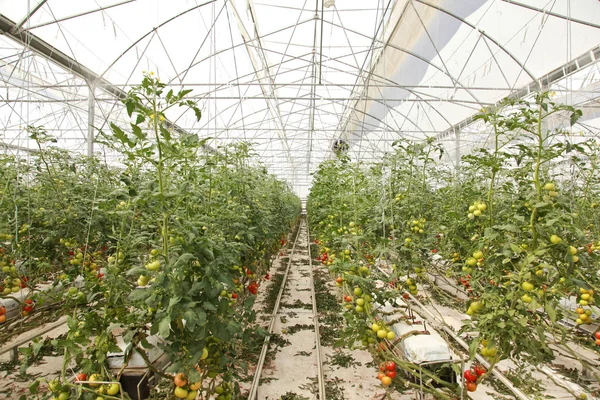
0,74,301,399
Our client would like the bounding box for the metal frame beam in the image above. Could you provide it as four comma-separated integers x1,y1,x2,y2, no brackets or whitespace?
0,13,215,153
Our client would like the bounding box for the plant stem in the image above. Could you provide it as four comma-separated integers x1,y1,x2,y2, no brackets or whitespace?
152,88,169,259
488,119,500,226
530,103,544,250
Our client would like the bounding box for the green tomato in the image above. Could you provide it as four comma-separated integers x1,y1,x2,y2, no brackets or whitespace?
48,380,60,392
106,383,120,395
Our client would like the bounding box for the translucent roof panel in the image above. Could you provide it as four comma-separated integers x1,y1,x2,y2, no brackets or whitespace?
0,0,599,198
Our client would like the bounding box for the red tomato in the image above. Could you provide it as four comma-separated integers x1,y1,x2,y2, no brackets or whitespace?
23,305,33,313
466,382,477,392
246,270,254,276
464,369,477,383
335,277,343,284
403,293,409,299
25,299,33,304
385,370,397,379
385,361,396,371
474,364,486,376
264,274,270,280
76,373,87,382
595,332,600,340
231,293,237,299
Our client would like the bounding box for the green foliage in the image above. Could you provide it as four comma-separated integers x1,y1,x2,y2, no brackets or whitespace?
307,92,600,394
0,73,301,399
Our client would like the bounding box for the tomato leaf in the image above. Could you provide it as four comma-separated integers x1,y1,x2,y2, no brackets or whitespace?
468,336,481,357
158,316,171,338
131,124,145,141
544,301,556,323
174,253,196,269
110,122,135,148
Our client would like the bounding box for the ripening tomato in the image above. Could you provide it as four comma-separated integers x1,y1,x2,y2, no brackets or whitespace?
466,382,477,392
381,376,392,386
474,364,486,376
385,361,396,371
595,331,600,340
386,370,397,379
76,373,87,382
464,369,477,383
377,372,385,380
174,373,187,387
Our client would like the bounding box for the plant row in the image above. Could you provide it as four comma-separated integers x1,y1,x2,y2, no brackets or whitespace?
0,73,301,400
308,92,600,398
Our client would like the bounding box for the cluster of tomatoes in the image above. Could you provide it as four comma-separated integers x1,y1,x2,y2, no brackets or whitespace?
463,364,486,392
173,372,201,399
0,249,26,296
315,251,329,265
247,281,258,295
593,331,600,346
576,287,595,325
48,374,120,399
377,361,397,386
22,298,35,316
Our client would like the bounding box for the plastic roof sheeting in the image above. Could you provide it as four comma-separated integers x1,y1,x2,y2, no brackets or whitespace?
0,0,599,198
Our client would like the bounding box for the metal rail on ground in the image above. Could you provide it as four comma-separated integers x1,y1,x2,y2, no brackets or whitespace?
306,221,327,400
247,218,304,399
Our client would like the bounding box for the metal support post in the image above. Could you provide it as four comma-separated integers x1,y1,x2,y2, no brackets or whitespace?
87,85,95,157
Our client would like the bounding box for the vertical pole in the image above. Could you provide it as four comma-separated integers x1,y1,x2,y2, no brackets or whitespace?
454,127,460,174
87,84,95,157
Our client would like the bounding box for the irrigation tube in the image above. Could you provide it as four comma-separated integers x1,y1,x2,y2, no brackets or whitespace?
376,265,531,400
406,292,532,400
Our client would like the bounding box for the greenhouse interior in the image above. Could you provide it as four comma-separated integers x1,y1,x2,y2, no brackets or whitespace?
0,0,600,399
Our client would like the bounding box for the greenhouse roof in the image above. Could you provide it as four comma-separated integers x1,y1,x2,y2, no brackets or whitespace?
0,0,599,197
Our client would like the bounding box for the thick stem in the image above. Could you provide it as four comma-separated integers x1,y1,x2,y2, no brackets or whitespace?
487,119,500,226
529,104,544,249
151,89,169,259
